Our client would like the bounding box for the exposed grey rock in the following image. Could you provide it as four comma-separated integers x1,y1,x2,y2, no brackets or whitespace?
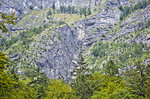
0,0,150,82
114,5,150,45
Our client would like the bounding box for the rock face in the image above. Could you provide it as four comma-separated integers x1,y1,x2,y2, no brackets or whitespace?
33,25,81,82
33,0,122,81
0,0,88,17
15,24,85,82
113,5,150,45
0,0,150,81
0,0,99,24
0,0,128,17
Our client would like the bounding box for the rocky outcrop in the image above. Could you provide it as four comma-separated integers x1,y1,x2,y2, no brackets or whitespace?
1,0,150,81
113,5,150,45
78,2,121,47
0,0,129,17
10,24,83,82
0,0,127,80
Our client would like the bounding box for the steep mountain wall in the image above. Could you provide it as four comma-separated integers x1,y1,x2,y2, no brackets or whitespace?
31,25,81,81
0,0,132,16
0,0,149,81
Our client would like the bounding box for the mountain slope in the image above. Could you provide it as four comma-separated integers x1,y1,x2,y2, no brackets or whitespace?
0,0,150,81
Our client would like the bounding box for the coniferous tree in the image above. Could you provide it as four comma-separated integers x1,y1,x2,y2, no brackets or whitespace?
47,10,52,16
52,3,55,10
72,55,90,78
125,61,150,98
0,9,18,33
27,67,49,98
71,56,93,98
0,4,19,98
83,8,87,17
0,52,17,98
87,8,91,16
104,59,119,76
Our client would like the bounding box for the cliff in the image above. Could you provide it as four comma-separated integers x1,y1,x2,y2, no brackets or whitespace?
0,0,149,81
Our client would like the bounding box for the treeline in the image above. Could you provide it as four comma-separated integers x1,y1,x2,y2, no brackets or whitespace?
91,40,149,68
72,61,150,98
60,6,78,14
1,53,150,99
0,25,48,50
79,7,91,17
120,0,150,20
0,56,76,98
48,4,92,17
58,6,92,16
74,58,150,99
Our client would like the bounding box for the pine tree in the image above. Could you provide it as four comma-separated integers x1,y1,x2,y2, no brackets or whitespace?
87,8,91,16
0,4,18,98
104,59,119,76
72,55,90,79
83,8,87,17
125,61,150,98
0,9,18,33
71,56,93,98
52,3,55,10
0,52,17,98
27,67,49,98
47,10,52,16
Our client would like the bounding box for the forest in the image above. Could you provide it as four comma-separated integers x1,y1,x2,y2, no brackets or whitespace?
0,0,150,99
1,53,150,98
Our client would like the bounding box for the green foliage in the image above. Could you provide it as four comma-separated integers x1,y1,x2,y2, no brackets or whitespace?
71,60,123,99
16,86,38,99
125,61,150,98
71,72,134,99
43,79,76,99
92,41,109,58
72,56,90,78
52,3,55,10
0,53,24,99
90,40,149,72
71,56,150,99
103,60,119,76
0,5,19,98
91,74,130,99
71,56,93,98
60,6,77,14
80,8,87,17
27,67,49,98
0,3,78,99
47,10,52,16
59,20,65,25
87,8,91,16
0,1,150,99
71,74,94,99
137,19,150,30
120,0,150,20
0,58,75,99
0,12,18,33
29,6,33,10
0,52,9,70
0,25,48,50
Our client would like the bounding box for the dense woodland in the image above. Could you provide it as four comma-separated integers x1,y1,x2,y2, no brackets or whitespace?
0,53,150,98
0,1,150,99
